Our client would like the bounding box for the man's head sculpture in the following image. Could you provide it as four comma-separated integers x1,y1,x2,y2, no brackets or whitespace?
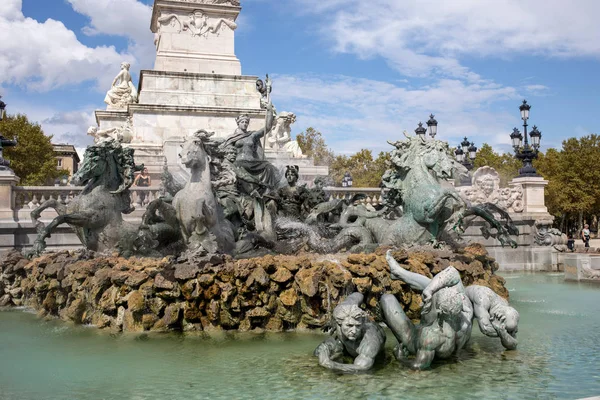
333,303,367,342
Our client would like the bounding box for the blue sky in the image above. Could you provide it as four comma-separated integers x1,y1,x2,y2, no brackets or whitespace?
1,0,599,158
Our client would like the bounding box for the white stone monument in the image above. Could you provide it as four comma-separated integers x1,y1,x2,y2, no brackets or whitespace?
95,0,328,185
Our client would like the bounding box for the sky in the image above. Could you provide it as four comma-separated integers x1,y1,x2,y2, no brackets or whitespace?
1,0,599,159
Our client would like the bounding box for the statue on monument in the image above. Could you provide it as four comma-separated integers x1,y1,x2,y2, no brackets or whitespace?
87,117,133,144
104,62,138,110
265,112,305,158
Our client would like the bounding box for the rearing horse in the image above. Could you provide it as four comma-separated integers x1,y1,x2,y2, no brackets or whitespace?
173,130,235,255
29,142,129,257
380,133,467,245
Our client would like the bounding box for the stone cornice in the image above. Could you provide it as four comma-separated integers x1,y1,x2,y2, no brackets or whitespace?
128,103,265,117
94,110,129,125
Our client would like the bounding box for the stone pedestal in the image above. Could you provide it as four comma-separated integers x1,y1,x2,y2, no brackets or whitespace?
510,176,548,214
0,170,19,220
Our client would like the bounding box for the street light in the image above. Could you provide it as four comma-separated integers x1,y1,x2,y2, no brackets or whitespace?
461,136,470,154
455,137,478,186
415,122,427,140
512,99,541,177
426,114,438,139
0,96,6,122
0,97,16,171
342,171,353,188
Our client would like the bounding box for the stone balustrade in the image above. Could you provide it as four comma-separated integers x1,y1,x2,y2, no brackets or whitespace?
12,186,163,217
11,186,384,215
324,187,383,206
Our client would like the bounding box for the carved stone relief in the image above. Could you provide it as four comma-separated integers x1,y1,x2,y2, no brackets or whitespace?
157,10,237,38
533,217,567,247
457,166,524,213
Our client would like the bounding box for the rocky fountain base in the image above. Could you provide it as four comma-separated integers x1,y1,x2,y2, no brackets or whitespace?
0,244,507,333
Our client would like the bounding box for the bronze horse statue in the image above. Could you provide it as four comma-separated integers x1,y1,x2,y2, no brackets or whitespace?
28,141,137,257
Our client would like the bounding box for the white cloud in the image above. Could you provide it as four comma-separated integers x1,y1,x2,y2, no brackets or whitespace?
294,0,600,78
0,0,130,91
272,74,519,154
0,0,152,92
41,110,96,149
67,0,155,70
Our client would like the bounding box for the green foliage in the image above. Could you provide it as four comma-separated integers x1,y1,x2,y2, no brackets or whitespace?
472,143,521,186
330,150,390,187
535,135,600,225
0,114,63,185
296,127,335,166
296,127,390,187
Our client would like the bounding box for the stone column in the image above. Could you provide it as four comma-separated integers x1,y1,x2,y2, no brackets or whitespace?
510,176,548,214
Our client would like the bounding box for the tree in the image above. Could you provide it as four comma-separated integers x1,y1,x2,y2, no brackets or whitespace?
535,135,600,232
329,149,390,187
472,143,521,186
0,114,65,185
296,127,335,166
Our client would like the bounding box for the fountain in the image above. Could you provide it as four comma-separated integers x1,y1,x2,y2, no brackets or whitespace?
2,1,599,398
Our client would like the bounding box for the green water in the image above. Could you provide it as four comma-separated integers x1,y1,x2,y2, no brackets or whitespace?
1,273,599,400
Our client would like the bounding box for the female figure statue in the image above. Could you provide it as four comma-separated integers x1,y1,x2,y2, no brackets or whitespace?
276,165,309,220
221,102,281,197
104,62,138,109
221,101,281,241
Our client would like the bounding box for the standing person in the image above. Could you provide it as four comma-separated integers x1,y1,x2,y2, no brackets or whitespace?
134,168,151,205
582,224,591,250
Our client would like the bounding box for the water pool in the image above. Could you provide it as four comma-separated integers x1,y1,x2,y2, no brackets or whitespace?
1,273,599,400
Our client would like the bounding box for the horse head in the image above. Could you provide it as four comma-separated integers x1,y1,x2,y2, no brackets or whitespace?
180,129,215,170
72,145,111,189
388,136,466,182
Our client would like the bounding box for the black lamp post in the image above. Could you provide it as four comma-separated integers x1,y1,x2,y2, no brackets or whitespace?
455,136,478,185
426,114,438,139
511,99,541,177
415,122,427,140
0,96,6,122
0,97,16,171
342,171,353,188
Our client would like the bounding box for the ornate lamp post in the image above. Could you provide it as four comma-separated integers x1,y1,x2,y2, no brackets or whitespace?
0,96,6,121
511,100,541,177
415,122,427,140
0,97,16,171
455,137,477,186
342,171,353,188
426,114,438,139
